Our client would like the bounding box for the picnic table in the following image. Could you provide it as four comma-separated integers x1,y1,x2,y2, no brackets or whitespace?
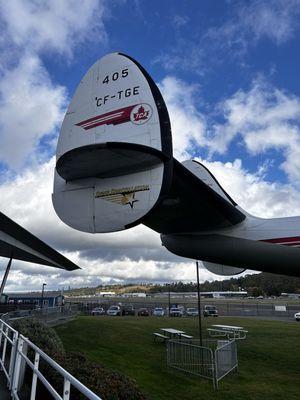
153,328,193,342
207,324,248,340
160,328,185,338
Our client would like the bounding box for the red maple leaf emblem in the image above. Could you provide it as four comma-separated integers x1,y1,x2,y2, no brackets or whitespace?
133,105,149,122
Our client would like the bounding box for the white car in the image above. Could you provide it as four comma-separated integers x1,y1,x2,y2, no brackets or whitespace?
107,305,121,316
186,307,198,317
169,307,183,317
294,312,300,321
203,305,218,317
91,307,105,316
153,307,165,316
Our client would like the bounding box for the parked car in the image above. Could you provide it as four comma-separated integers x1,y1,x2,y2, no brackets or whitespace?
137,308,149,316
169,307,183,317
294,312,300,321
153,307,165,316
107,305,121,316
186,307,198,317
91,307,105,316
122,305,135,316
203,305,218,317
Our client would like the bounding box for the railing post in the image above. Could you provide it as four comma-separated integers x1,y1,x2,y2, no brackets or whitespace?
30,351,40,400
12,337,24,397
63,378,71,400
0,320,3,371
18,340,28,390
212,351,218,390
8,330,18,389
1,326,8,364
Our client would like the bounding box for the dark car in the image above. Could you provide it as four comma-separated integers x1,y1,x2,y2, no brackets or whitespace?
137,308,149,316
203,305,218,317
122,305,135,316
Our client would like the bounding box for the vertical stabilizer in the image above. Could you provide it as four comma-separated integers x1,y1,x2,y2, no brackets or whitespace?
53,53,173,233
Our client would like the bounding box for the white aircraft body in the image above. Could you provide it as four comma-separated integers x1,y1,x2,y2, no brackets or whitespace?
53,53,300,277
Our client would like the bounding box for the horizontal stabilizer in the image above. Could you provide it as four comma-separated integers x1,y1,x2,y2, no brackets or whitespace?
182,160,237,206
0,212,79,270
144,159,245,233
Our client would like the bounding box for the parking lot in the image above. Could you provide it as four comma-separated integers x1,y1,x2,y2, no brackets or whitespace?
70,297,300,320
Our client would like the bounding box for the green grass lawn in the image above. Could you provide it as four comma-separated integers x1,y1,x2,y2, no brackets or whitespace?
55,316,300,400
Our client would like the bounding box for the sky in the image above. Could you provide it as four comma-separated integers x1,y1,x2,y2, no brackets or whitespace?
1,0,300,292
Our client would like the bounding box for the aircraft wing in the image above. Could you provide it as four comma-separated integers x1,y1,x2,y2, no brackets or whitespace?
0,211,79,270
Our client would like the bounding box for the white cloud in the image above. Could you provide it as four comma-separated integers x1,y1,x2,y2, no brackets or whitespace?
2,151,300,290
0,157,193,290
160,75,300,187
172,15,189,29
205,0,300,56
156,0,300,73
209,78,300,183
2,256,210,292
0,0,109,170
159,77,206,160
0,54,67,169
0,0,107,58
199,158,300,218
238,0,300,45
1,73,300,290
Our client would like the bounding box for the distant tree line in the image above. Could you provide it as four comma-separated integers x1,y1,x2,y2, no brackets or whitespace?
148,273,300,297
67,273,300,297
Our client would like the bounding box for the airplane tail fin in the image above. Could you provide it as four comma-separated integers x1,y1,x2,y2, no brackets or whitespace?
53,53,246,235
53,53,173,233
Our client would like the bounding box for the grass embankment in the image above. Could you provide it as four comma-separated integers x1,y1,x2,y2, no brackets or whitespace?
56,316,300,400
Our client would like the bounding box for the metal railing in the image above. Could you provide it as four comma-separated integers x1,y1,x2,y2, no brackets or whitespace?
1,305,79,326
0,319,18,390
167,339,238,389
11,334,101,400
0,319,102,400
215,340,238,381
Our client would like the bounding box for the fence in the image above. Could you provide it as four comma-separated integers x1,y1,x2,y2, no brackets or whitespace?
1,304,79,326
0,318,102,400
167,339,238,389
0,319,18,390
75,298,299,319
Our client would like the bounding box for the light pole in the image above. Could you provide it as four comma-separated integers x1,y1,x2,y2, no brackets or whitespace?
196,261,203,346
41,283,47,309
168,283,171,317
